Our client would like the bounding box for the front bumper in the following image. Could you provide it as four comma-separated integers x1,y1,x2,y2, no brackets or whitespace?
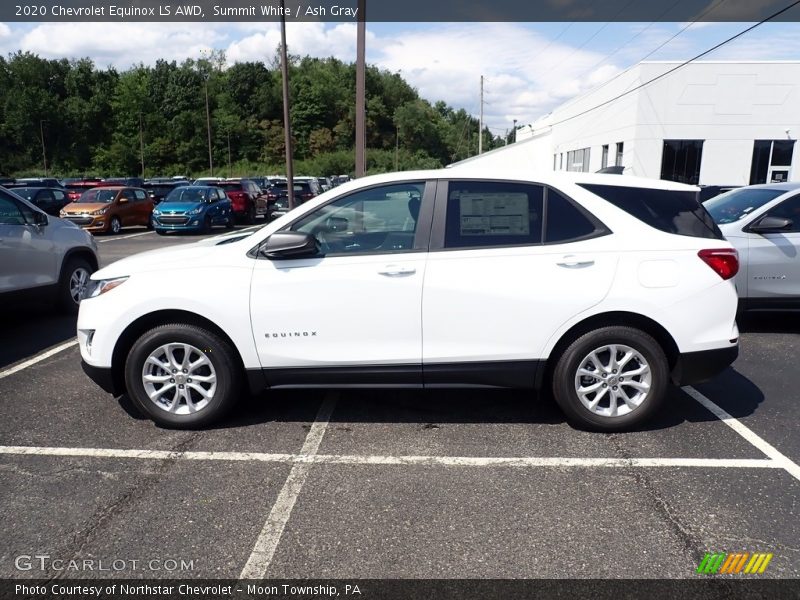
152,216,204,230
671,345,739,386
81,360,119,395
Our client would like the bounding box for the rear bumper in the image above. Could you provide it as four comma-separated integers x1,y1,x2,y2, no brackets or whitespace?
81,360,119,395
671,345,738,386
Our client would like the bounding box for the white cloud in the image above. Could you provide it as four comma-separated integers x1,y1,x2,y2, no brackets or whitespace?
7,22,226,68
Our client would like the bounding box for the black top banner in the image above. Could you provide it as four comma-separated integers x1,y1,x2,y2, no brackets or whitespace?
3,0,800,22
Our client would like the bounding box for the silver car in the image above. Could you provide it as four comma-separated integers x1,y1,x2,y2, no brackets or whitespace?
0,187,99,313
705,183,800,310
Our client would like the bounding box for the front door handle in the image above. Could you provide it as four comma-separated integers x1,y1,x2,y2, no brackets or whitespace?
378,265,416,277
557,256,595,268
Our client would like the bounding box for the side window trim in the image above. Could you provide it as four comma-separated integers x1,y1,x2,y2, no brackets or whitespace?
255,179,436,259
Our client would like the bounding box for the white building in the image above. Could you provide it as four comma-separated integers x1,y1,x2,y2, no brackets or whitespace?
452,61,800,186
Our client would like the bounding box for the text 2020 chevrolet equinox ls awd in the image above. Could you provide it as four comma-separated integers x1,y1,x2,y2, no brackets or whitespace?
78,169,739,431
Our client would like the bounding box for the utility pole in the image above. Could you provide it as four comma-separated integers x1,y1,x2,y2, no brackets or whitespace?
513,118,517,144
39,120,47,176
394,125,399,171
280,0,295,208
354,0,366,177
227,130,232,178
478,75,484,155
204,75,214,176
139,112,145,178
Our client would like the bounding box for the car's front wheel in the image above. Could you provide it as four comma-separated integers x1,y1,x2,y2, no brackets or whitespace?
57,257,94,314
109,216,122,235
551,326,668,432
124,324,241,428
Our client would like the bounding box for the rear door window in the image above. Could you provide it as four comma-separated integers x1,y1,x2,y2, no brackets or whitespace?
579,184,723,240
443,181,543,249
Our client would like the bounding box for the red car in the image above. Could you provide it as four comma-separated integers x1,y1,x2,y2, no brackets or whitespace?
216,179,268,224
64,180,103,202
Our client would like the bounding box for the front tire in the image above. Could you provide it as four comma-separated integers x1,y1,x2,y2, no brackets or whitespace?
124,324,241,428
109,216,122,235
57,257,94,314
551,326,668,432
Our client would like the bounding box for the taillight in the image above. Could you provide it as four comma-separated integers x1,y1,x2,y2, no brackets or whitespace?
301,192,313,200
698,248,739,280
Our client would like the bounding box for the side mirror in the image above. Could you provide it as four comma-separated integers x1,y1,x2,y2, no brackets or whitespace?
326,216,349,232
749,216,792,234
33,211,48,227
118,197,129,204
260,232,320,260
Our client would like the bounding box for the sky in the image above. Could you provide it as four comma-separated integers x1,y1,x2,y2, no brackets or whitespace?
1,20,800,135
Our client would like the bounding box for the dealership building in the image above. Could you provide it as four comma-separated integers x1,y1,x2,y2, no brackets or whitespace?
453,61,800,187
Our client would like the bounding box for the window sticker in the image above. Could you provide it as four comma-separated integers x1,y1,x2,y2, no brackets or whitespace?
456,193,531,236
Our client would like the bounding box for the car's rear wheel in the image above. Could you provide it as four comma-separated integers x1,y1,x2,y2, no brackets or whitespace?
551,326,668,432
124,324,241,428
245,204,256,225
109,216,122,235
225,214,235,229
57,257,94,314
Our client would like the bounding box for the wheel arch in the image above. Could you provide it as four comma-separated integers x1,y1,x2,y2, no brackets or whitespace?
110,309,250,396
536,311,680,390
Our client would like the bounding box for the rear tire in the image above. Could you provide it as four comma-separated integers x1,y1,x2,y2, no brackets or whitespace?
57,258,94,314
551,326,668,432
245,204,256,225
124,324,241,429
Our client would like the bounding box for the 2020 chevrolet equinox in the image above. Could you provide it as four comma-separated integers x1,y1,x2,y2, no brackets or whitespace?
78,169,739,431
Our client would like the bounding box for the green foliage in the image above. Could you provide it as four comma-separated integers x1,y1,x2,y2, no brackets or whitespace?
0,52,503,178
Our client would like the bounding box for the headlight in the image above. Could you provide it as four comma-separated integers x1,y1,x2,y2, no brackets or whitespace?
87,276,129,298
91,207,108,216
187,207,203,215
152,209,161,216
59,210,67,217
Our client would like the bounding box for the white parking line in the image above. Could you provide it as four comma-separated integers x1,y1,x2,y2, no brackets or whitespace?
0,340,78,381
239,393,338,579
685,386,800,483
0,444,780,471
96,231,154,243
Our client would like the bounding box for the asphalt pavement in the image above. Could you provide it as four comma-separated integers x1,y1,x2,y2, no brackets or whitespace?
1,226,799,585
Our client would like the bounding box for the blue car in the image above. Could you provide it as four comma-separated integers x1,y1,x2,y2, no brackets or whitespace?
152,186,235,234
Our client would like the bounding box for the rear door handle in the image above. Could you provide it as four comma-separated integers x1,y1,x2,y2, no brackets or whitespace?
378,265,417,277
557,256,595,268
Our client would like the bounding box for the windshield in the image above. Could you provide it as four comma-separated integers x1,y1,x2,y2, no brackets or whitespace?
164,188,210,203
78,189,117,203
705,188,788,224
217,183,244,191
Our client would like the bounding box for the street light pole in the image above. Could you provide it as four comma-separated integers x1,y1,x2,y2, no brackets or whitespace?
280,0,295,209
39,120,47,176
204,75,214,177
394,125,399,171
139,112,145,178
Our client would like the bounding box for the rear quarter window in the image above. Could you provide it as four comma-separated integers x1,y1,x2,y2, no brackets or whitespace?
579,183,723,240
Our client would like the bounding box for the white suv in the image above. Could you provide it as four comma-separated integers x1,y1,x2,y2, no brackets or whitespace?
78,170,739,431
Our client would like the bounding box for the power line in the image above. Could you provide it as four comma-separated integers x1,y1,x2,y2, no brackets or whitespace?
554,0,730,115
544,0,800,130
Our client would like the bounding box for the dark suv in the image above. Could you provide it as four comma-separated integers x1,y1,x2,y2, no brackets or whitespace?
266,180,321,221
216,179,268,224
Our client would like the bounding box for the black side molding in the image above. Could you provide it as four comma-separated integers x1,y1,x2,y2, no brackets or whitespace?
671,346,738,386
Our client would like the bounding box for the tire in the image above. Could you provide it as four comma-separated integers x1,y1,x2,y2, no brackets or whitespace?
245,204,256,225
225,214,235,229
109,216,122,235
551,326,668,432
57,257,94,314
155,229,167,236
202,215,212,234
124,324,241,429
